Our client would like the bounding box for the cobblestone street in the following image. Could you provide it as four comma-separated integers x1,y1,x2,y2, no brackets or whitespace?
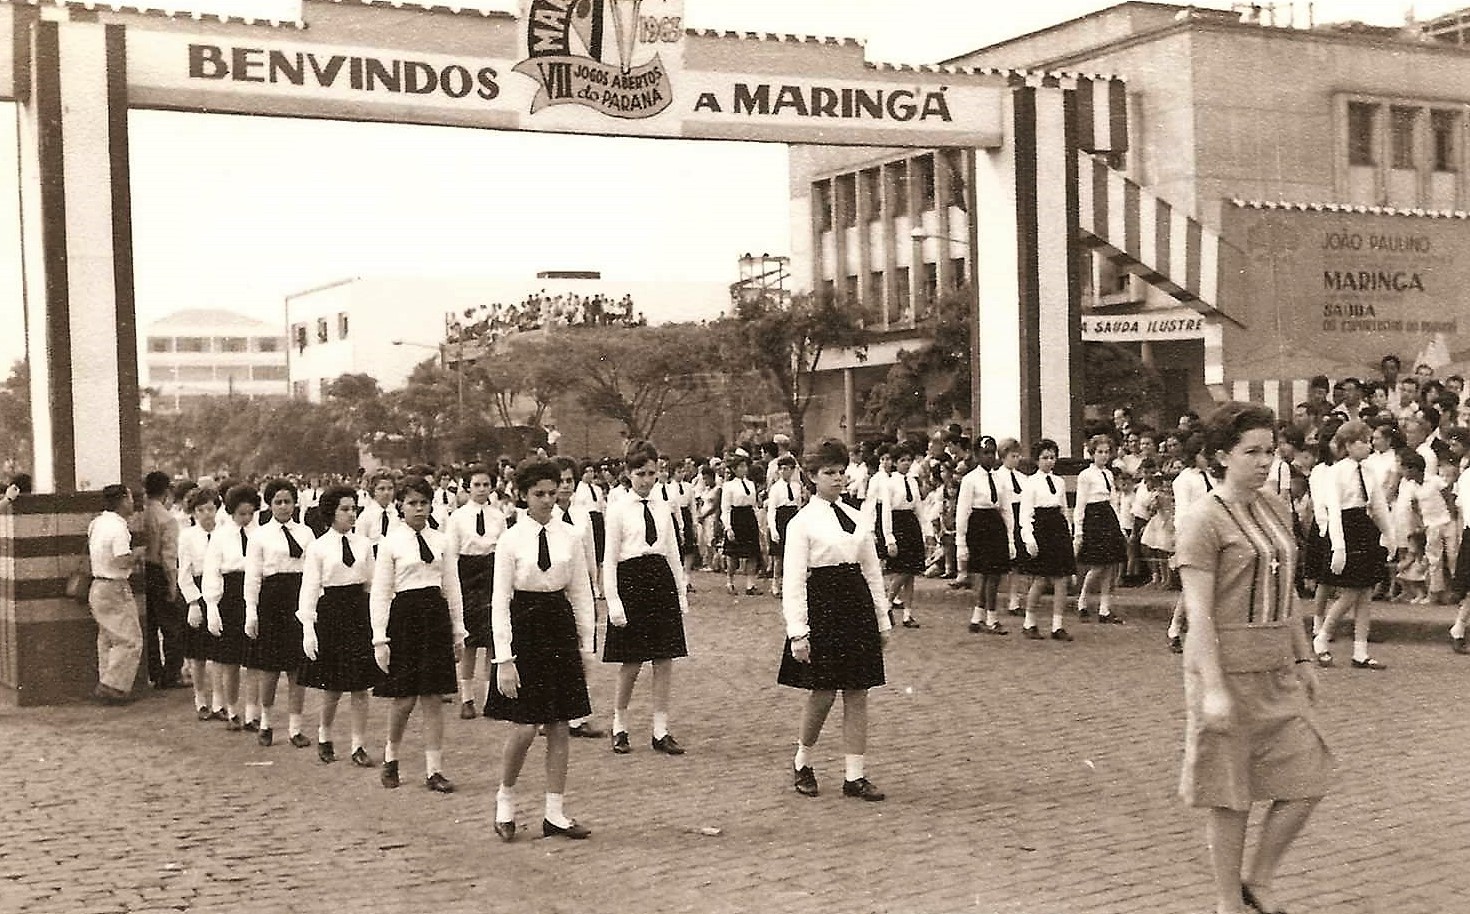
2,575,1465,914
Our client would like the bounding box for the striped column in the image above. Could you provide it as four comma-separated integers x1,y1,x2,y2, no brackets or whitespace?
16,15,140,495
977,81,1085,456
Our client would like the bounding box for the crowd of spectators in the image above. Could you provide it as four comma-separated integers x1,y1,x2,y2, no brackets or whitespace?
446,291,644,346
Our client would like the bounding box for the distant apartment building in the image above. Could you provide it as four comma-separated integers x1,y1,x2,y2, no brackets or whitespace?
143,309,287,410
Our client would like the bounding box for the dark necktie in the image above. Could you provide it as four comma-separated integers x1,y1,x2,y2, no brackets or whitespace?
786,481,794,501
380,512,389,538
1010,471,1022,495
1046,476,1057,495
903,477,913,503
642,499,657,545
662,484,669,501
427,514,439,530
416,530,434,564
987,471,998,504
240,528,249,556
1203,472,1214,493
537,527,551,571
1102,469,1111,493
282,525,304,560
742,480,750,496
475,509,485,537
832,500,856,534
341,535,356,568
1357,463,1369,501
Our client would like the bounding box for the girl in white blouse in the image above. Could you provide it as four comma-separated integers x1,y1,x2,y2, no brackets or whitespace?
779,439,890,802
487,460,597,841
370,477,467,793
297,486,380,767
881,445,927,628
602,441,691,756
1167,441,1219,649
1073,434,1127,624
659,463,699,588
955,437,1013,634
766,456,805,598
354,471,398,557
721,455,763,595
203,485,260,731
572,464,608,596
1018,439,1076,642
446,464,507,720
997,439,1031,617
244,479,317,749
177,486,221,721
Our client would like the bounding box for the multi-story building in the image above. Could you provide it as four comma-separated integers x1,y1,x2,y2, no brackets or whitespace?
143,308,287,410
791,1,1470,442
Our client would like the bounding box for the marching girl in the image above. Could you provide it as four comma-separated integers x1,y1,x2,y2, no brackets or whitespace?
446,464,507,720
1304,424,1341,637
1018,439,1077,642
997,439,1031,617
1166,438,1217,649
371,476,467,792
1312,420,1395,670
955,436,1013,635
572,462,608,596
178,486,222,721
602,441,692,756
554,456,607,739
297,485,381,766
721,453,764,595
766,455,804,599
486,459,598,841
1073,434,1128,624
780,439,891,802
881,445,927,629
660,463,699,591
203,484,261,730
356,470,399,558
244,479,317,749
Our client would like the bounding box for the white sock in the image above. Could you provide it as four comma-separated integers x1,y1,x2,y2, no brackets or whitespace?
1007,592,1020,612
496,786,515,823
1353,640,1370,663
794,742,812,770
288,713,303,736
260,707,272,730
613,709,627,734
902,606,913,621
1023,609,1038,630
969,605,983,624
425,749,443,776
1099,597,1112,616
844,754,864,781
459,679,475,703
211,681,224,713
351,728,365,753
652,711,669,740
1167,618,1183,638
1051,611,1065,633
193,687,208,710
545,792,571,828
985,609,999,627
319,724,332,743
1452,620,1467,639
384,740,398,764
569,716,589,728
246,703,260,723
1312,631,1329,655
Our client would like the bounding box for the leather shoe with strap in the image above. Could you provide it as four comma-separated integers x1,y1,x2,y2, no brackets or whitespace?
569,721,607,739
651,733,686,755
1350,656,1388,670
317,741,336,764
793,766,819,797
1452,633,1467,654
542,818,591,839
351,747,376,768
494,820,516,842
425,772,455,793
288,732,312,749
459,700,477,720
611,731,632,754
380,760,400,789
841,777,885,801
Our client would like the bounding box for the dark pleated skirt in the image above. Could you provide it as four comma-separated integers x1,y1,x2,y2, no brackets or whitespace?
1300,523,1327,583
778,564,885,692
885,508,926,574
1455,531,1470,597
1320,507,1387,589
212,571,248,666
602,554,688,662
967,509,1012,575
678,506,697,557
589,511,606,564
1010,503,1029,568
299,585,382,693
245,572,305,673
484,589,592,725
1022,507,1076,578
1077,502,1127,566
770,504,799,558
182,575,213,661
457,552,496,649
374,587,458,698
723,505,763,559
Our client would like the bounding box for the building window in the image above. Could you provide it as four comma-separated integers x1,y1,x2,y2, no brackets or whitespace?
887,161,909,213
337,312,350,340
818,278,836,307
941,149,967,209
836,174,857,228
814,179,833,232
894,267,911,324
921,261,939,304
177,365,214,381
255,337,282,353
292,380,309,399
315,318,329,344
950,256,968,289
1391,106,1417,169
219,336,247,353
147,337,172,353
915,154,936,211
862,169,882,221
175,337,208,353
1433,110,1459,172
1347,101,1377,166
252,365,288,381
292,324,308,353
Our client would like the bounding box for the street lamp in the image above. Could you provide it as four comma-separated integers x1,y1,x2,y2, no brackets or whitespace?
909,225,982,437
393,338,465,460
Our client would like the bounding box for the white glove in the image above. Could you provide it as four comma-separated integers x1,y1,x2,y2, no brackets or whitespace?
187,602,203,629
302,624,319,661
244,609,259,640
1330,548,1346,576
608,602,628,627
374,643,391,674
207,605,223,637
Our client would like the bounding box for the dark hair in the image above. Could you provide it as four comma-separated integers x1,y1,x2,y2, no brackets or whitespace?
553,456,578,477
804,438,849,475
1421,406,1442,429
1398,449,1426,475
9,473,31,494
776,454,797,469
317,485,357,519
462,463,494,486
1382,354,1401,368
515,459,562,493
1200,402,1277,479
1281,425,1307,451
171,478,198,504
1032,438,1059,459
144,470,171,498
185,486,220,513
624,439,659,470
101,483,130,511
1309,375,1330,391
224,484,260,514
398,476,433,502
1332,419,1372,448
262,477,298,506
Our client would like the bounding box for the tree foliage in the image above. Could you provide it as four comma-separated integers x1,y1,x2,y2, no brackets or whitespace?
558,324,717,441
863,290,972,434
0,361,32,473
140,395,359,478
1081,341,1166,413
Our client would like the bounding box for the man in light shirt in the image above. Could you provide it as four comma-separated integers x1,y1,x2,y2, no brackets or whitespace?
88,484,144,704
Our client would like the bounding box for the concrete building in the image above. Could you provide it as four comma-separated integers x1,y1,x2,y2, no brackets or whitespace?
790,1,1470,441
143,308,287,410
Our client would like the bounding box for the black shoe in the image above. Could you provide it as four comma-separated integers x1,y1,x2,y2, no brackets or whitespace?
224,715,243,732
318,741,336,763
494,820,516,842
288,732,311,749
1453,634,1467,654
651,734,686,755
1051,628,1074,642
901,618,921,629
1168,635,1184,654
1022,626,1043,640
542,818,592,839
1350,657,1388,670
793,765,819,797
351,747,376,768
611,731,632,754
196,706,213,721
210,708,229,721
569,721,607,739
257,728,274,747
425,772,455,793
1077,608,1091,621
841,777,885,801
1007,606,1023,616
744,586,761,596
1097,613,1125,625
983,622,1008,635
968,621,982,633
459,700,476,720
90,685,133,706
243,719,260,732
380,760,400,789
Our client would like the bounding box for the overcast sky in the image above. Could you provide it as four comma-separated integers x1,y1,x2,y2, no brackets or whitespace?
0,0,1457,370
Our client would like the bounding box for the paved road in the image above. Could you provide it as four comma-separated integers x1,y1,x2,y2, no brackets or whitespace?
1,573,1464,914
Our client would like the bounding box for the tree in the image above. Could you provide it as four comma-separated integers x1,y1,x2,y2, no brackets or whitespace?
862,290,970,434
714,291,865,452
0,361,32,472
325,373,392,446
1081,341,1166,416
560,324,717,441
467,334,574,432
389,358,461,465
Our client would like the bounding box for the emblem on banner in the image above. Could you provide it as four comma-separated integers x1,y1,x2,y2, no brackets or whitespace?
515,0,677,119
